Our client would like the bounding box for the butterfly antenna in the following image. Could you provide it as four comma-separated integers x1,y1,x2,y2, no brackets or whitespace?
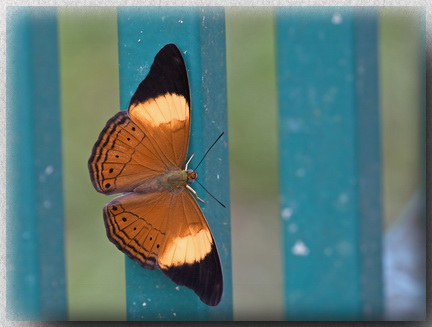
193,132,224,171
195,179,226,208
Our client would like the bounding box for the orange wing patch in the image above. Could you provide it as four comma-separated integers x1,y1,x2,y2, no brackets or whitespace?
129,93,190,169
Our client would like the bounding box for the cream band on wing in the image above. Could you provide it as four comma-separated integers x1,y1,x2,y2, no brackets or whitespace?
129,93,189,127
158,229,212,268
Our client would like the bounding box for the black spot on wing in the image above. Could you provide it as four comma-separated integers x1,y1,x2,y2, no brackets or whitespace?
129,43,190,107
160,243,223,306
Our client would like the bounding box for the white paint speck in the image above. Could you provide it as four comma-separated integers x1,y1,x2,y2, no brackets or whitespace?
331,13,343,24
45,165,54,175
178,19,184,24
292,240,309,256
25,274,36,284
138,38,141,43
175,286,180,291
142,302,147,307
288,223,298,233
183,50,188,54
324,247,333,256
173,312,177,317
338,192,349,204
337,241,352,255
286,118,303,132
138,65,148,74
296,168,306,177
217,174,220,180
282,208,293,220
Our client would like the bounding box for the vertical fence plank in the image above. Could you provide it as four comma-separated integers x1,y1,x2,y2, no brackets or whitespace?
6,7,67,320
117,7,232,321
276,7,383,320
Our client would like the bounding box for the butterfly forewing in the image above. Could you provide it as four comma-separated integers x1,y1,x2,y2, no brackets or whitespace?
89,43,223,307
128,44,191,169
89,111,166,194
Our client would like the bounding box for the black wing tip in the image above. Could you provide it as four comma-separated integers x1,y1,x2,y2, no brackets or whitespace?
129,43,190,108
160,243,223,306
160,43,181,52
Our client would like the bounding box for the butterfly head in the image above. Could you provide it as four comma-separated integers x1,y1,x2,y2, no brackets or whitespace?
186,169,197,184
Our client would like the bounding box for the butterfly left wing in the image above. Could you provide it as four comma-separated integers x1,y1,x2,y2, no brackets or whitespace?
104,189,223,306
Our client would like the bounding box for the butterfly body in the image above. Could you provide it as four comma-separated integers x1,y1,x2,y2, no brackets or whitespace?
88,44,223,306
132,169,196,194
162,169,196,188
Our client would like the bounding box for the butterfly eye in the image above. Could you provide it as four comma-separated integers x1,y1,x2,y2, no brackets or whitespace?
187,170,197,184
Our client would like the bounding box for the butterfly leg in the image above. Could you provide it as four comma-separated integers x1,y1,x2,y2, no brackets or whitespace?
186,185,205,203
185,153,195,170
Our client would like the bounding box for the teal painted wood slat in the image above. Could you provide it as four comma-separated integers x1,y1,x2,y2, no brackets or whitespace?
117,7,232,321
6,7,68,321
276,7,383,320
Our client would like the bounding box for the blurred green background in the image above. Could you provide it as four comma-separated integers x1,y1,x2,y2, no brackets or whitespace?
58,7,423,320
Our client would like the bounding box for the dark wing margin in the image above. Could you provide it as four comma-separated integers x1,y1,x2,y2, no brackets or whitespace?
160,243,223,306
129,43,190,108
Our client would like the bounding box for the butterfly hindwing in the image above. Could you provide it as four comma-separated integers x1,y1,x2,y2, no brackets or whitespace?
103,189,223,306
159,190,223,306
103,191,171,269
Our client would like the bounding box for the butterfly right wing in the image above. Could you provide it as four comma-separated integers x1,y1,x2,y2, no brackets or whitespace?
104,189,223,306
88,110,165,195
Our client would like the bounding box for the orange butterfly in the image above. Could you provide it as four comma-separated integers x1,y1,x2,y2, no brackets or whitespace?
88,44,223,306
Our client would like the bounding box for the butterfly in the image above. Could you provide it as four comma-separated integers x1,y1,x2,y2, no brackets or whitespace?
88,44,223,306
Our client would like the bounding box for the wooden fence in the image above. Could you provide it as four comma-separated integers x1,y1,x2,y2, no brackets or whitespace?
6,6,424,321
